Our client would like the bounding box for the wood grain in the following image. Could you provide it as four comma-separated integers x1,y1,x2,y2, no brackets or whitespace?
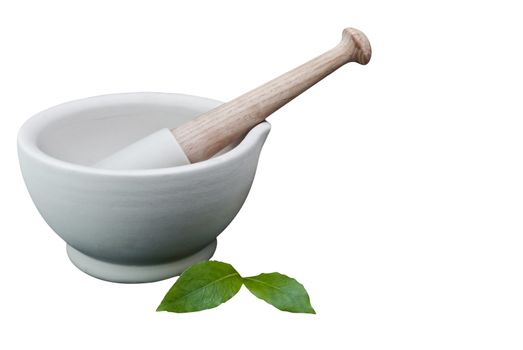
173,28,371,163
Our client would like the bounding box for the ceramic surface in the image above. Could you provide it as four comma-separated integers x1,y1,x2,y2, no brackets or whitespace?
18,92,270,283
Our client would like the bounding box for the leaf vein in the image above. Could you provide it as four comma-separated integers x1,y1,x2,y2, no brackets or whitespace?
175,272,240,302
244,277,284,292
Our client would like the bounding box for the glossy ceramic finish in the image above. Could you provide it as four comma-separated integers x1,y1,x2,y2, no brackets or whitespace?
18,92,270,283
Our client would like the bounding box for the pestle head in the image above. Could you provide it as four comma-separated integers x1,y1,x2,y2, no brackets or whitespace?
94,128,189,170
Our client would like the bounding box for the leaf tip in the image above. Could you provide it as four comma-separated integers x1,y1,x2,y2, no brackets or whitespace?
156,302,169,312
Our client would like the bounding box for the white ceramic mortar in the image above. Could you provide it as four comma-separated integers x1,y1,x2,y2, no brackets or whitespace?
18,92,270,283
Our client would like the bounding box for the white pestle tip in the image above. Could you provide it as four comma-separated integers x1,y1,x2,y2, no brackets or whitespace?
93,128,190,170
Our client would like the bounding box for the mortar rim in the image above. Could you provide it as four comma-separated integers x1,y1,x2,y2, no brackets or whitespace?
17,92,271,178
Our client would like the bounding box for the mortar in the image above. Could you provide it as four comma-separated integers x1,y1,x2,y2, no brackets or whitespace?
18,92,271,283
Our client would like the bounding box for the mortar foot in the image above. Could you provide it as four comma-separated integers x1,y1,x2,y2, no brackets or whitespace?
66,240,217,283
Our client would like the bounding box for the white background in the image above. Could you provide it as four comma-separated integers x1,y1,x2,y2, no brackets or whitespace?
1,0,522,348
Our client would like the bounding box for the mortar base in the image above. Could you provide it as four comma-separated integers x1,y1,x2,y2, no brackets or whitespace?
66,240,217,283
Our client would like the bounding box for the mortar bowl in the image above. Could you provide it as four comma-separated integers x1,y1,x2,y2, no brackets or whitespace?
18,92,270,283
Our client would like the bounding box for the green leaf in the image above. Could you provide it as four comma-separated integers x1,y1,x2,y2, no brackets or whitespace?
243,272,315,314
156,260,243,313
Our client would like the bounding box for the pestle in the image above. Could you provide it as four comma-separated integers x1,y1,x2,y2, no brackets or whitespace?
95,27,371,170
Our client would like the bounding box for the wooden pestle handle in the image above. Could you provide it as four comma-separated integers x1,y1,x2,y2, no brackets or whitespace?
172,27,372,163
